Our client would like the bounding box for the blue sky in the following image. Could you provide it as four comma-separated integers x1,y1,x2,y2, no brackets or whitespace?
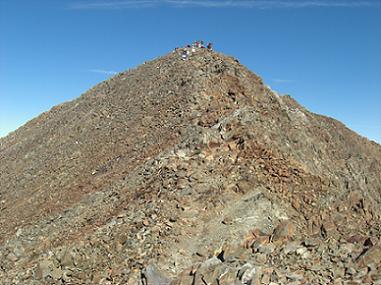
1,0,380,143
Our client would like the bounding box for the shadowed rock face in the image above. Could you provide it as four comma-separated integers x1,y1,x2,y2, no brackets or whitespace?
0,48,380,285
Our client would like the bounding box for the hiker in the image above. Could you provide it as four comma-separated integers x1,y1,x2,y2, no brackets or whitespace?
195,41,203,48
181,50,188,60
207,42,213,50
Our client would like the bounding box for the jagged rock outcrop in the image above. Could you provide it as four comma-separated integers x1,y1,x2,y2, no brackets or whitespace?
0,48,380,284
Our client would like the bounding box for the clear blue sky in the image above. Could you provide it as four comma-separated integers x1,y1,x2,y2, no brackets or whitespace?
1,0,380,143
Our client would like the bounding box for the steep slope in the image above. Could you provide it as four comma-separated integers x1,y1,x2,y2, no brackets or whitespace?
0,48,380,284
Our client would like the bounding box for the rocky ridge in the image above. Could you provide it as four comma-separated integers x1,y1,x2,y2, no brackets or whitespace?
0,48,380,284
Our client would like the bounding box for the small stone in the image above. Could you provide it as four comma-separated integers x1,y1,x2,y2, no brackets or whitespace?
50,266,63,280
251,236,270,253
171,267,195,285
258,243,276,255
286,272,304,281
357,244,381,267
283,241,300,254
254,253,268,264
237,263,254,280
143,264,171,285
272,221,295,243
6,252,18,262
221,216,233,225
331,266,345,278
338,242,356,257
199,256,222,270
302,238,320,248
36,258,62,280
345,266,357,275
242,266,262,285
354,267,368,279
261,267,274,284
296,246,310,259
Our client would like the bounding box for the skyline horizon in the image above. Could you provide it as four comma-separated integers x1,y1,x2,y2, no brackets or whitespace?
0,47,380,144
1,0,380,143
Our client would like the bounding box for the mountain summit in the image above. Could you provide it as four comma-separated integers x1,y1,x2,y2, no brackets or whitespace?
1,49,380,284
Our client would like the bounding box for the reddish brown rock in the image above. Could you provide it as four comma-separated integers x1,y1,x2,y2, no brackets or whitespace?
272,221,295,243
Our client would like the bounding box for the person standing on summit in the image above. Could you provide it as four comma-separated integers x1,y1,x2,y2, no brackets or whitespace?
181,50,188,60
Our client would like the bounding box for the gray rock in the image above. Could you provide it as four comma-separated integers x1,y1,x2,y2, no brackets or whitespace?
143,264,171,285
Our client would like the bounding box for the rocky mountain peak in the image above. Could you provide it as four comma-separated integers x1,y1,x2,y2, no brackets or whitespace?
0,48,380,284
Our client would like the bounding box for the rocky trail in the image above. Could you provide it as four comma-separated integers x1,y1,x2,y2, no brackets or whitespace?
0,48,380,284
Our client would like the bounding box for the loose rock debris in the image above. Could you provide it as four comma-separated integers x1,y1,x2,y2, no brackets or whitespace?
0,48,380,284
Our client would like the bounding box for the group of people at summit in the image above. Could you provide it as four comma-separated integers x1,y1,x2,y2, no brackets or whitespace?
175,40,213,60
